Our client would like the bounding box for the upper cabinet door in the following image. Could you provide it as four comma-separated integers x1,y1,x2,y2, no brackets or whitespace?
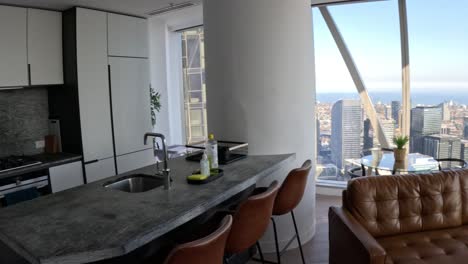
107,13,148,58
0,6,28,87
109,57,152,156
76,8,114,162
28,9,63,85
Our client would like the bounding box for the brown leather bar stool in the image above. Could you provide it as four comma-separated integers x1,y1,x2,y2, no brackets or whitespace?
224,181,280,264
270,160,312,264
163,215,233,264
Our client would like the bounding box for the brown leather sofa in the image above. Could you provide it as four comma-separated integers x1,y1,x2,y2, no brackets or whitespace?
329,169,468,264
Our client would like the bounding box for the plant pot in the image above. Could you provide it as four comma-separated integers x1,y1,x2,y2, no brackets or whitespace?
394,148,407,162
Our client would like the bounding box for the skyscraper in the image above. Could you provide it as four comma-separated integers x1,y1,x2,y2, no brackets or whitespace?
464,116,468,140
363,118,373,151
391,101,401,127
317,118,321,153
386,105,392,120
331,99,362,170
461,140,468,161
423,134,461,160
410,106,442,153
381,119,395,145
438,102,451,121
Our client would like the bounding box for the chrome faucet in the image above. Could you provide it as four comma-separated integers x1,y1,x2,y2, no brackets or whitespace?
144,132,171,190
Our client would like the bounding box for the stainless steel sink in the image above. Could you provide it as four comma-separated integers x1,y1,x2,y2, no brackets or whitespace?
104,174,165,193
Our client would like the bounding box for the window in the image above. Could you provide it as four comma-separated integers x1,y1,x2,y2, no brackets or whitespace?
314,0,468,189
313,1,401,186
407,0,468,161
181,27,208,144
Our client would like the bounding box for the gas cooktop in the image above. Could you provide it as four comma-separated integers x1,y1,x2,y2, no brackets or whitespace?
0,156,42,173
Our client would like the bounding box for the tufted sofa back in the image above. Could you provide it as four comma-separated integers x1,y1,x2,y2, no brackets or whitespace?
344,170,468,238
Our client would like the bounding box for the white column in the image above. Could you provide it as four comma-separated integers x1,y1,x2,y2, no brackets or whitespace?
204,0,317,251
399,0,411,138
148,17,186,145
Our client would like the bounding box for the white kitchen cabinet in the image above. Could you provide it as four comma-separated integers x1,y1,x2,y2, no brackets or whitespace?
27,9,63,85
116,148,155,174
49,161,84,193
109,57,153,156
76,8,115,163
107,13,148,58
85,158,116,183
0,6,28,87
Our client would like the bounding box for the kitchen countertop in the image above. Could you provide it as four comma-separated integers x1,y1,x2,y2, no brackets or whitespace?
0,153,83,180
0,153,294,264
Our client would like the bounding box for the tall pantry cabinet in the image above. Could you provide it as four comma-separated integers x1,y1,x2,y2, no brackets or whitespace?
56,7,154,183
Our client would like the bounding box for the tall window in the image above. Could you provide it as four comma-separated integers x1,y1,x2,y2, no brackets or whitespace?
313,0,468,187
313,0,401,185
407,0,468,160
181,27,208,144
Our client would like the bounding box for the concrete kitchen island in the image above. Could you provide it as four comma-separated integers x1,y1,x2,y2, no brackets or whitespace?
0,154,294,264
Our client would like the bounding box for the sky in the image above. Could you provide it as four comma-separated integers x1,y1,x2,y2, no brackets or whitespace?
312,0,468,94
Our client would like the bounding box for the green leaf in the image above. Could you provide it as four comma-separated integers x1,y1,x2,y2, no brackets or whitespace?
150,87,162,127
392,135,409,149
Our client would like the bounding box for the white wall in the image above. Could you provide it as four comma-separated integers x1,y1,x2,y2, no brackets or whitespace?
148,17,172,143
149,0,319,252
204,0,317,252
147,5,202,145
166,32,185,144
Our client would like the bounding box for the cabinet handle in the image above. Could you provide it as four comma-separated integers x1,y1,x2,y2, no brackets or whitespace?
108,64,119,175
27,64,31,86
84,160,99,165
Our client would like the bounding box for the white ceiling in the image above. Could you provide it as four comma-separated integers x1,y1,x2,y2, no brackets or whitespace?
0,0,202,17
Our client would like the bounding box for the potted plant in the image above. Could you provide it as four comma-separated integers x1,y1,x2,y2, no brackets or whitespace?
150,87,161,152
150,87,161,127
393,135,409,162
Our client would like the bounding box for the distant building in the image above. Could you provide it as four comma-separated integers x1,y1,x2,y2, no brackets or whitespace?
410,106,442,153
423,134,461,160
362,118,394,153
381,119,395,145
331,99,362,170
391,101,401,127
385,105,392,120
464,117,468,140
317,118,321,153
375,102,385,115
461,140,468,161
438,102,451,121
363,119,373,151
440,125,451,135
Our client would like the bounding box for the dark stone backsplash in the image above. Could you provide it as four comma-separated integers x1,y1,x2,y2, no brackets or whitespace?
0,88,49,157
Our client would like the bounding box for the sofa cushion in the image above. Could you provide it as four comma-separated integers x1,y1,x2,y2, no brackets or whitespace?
459,172,468,224
378,226,468,264
346,170,463,237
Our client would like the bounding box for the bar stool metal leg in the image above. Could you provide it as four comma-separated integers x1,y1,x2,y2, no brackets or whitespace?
291,211,306,264
271,217,281,264
256,242,266,264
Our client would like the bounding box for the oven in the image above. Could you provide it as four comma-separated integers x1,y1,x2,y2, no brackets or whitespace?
0,169,51,208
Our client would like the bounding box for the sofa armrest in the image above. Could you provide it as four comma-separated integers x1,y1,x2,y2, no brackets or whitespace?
329,206,387,264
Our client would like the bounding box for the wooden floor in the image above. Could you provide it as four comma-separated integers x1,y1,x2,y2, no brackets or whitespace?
248,194,342,264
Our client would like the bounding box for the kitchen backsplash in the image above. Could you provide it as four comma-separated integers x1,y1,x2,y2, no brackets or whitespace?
0,88,49,157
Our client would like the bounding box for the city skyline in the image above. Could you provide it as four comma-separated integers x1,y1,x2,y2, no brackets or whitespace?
316,90,468,107
317,96,468,181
